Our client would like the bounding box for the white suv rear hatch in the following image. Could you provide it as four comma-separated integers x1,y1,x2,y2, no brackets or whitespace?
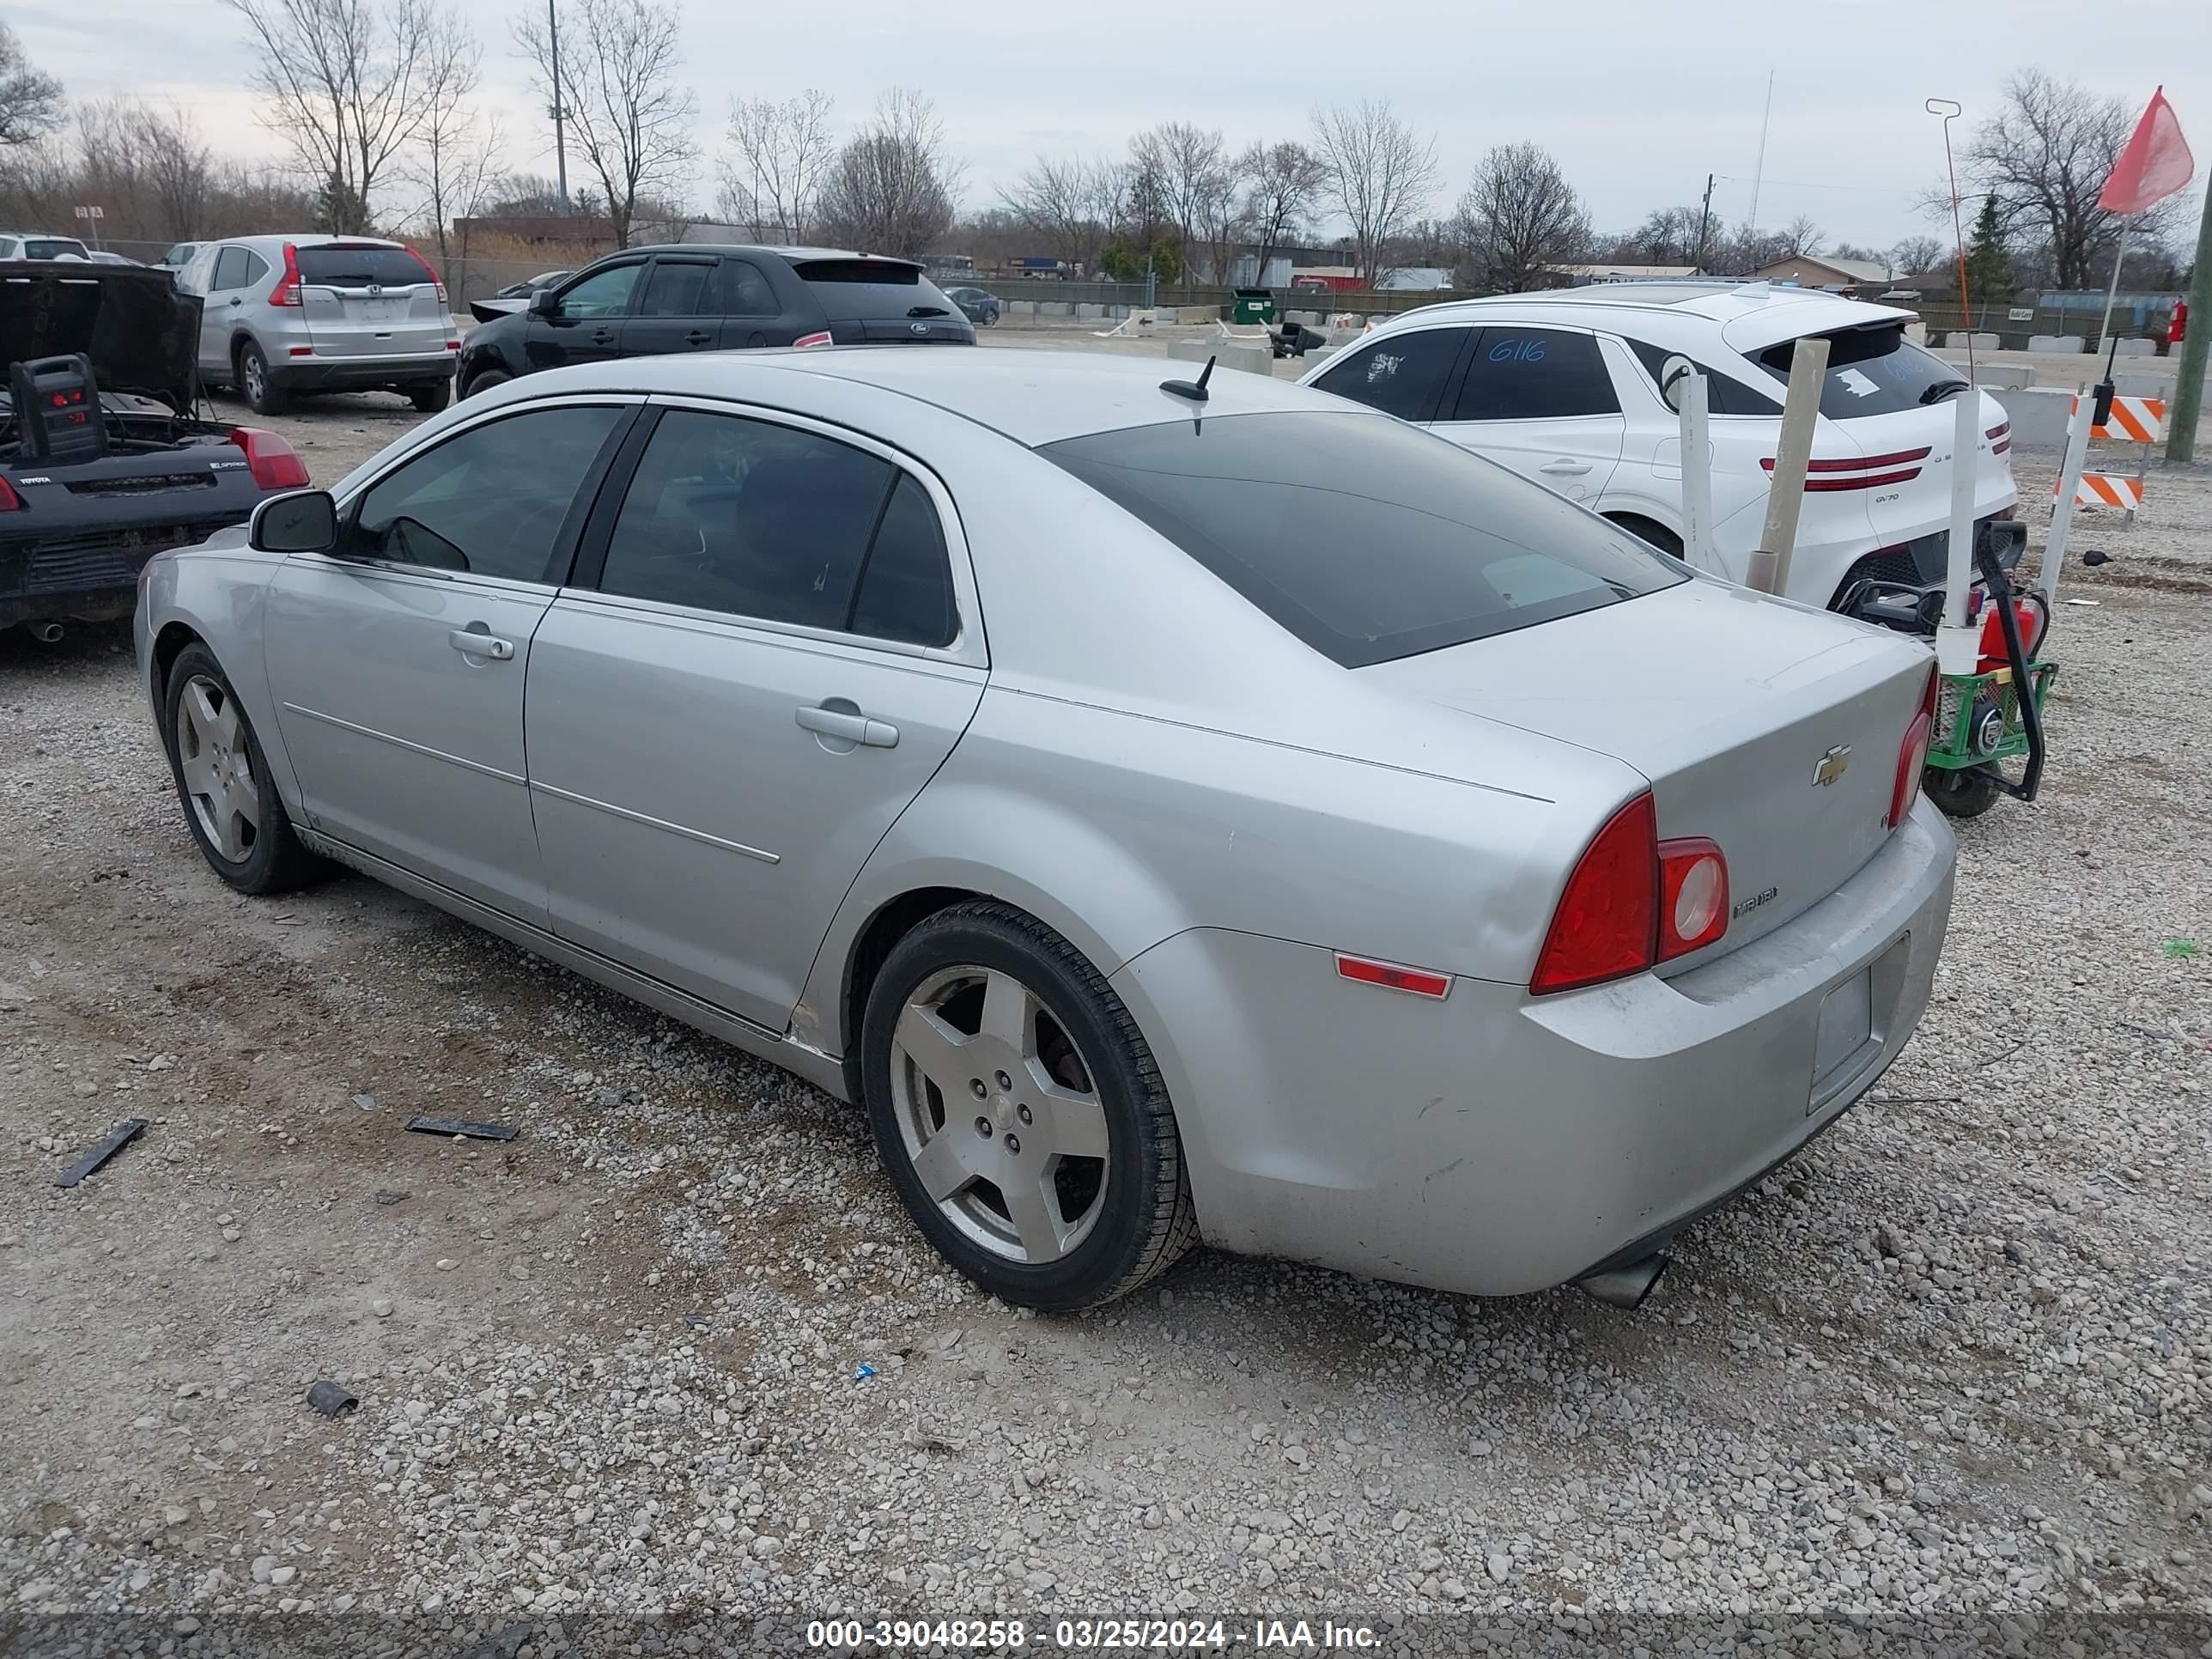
295,242,448,359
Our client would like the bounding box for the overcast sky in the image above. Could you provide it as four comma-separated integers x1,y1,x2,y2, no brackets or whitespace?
15,0,2210,252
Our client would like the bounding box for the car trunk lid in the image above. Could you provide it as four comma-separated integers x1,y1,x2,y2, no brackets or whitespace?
1358,580,1932,958
295,243,449,359
793,258,975,344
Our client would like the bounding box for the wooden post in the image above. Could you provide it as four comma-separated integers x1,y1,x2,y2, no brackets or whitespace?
1747,336,1828,596
1675,368,1714,572
1935,389,1982,677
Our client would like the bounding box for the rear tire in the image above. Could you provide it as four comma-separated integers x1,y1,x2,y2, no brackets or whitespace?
163,643,325,895
408,379,452,413
860,902,1197,1311
462,368,512,400
1924,764,2003,820
237,342,288,415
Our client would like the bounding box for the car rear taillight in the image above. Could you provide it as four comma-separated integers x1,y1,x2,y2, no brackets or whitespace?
1534,794,1736,994
269,242,302,307
229,426,310,490
793,331,833,349
1889,668,1939,829
1759,447,1932,492
0,477,21,511
406,248,448,304
1657,840,1729,962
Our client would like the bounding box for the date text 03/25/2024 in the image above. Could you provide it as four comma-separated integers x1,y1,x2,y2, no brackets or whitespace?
805,1619,1383,1650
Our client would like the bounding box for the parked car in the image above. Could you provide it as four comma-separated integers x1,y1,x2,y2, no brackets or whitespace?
137,349,1953,1312
2,260,310,637
945,285,1001,325
0,233,92,261
88,250,140,267
173,234,458,416
495,269,571,300
1300,285,2018,611
455,246,975,398
158,241,204,270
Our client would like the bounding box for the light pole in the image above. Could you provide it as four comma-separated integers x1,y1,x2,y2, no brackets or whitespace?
550,0,568,210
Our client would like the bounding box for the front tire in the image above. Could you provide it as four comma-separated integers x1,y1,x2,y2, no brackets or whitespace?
163,643,325,894
860,902,1197,1311
409,379,452,413
237,342,288,415
1924,763,2003,820
462,368,512,400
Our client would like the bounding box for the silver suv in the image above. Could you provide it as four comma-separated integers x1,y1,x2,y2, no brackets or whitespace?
178,234,457,414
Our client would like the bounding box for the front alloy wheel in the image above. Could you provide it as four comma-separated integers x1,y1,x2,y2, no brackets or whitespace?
175,674,261,863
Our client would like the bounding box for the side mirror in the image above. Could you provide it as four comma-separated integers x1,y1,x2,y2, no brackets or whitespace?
529,286,561,316
250,489,338,554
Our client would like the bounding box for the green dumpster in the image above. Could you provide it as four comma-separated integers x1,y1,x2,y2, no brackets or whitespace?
1232,288,1277,325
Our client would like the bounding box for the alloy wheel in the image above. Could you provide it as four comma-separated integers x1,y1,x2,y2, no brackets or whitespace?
889,963,1111,1265
175,675,260,863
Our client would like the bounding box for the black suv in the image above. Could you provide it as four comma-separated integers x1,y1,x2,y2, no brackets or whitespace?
458,246,975,398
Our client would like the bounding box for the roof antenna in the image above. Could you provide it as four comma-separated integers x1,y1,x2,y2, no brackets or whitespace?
1161,355,1215,402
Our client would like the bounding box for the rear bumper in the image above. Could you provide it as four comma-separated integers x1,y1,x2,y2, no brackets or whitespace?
275,353,454,391
1109,799,1956,1297
2,514,254,627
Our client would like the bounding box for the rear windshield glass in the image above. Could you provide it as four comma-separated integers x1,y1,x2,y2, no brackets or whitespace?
1753,324,1965,419
792,259,955,319
296,246,433,288
1042,411,1683,668
23,240,88,260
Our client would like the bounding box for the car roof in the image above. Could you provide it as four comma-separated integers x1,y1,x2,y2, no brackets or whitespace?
1377,283,1911,345
529,345,1339,447
588,243,914,267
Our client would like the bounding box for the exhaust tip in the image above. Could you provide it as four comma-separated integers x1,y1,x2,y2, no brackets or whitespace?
27,620,64,643
1576,1251,1670,1311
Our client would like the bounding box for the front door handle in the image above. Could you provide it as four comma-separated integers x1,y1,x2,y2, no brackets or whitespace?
1539,459,1593,476
684,330,714,346
796,703,899,748
448,628,514,661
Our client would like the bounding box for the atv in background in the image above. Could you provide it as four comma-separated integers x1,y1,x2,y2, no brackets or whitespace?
0,260,307,639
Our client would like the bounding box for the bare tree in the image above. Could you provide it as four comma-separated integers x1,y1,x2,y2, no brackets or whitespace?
1004,155,1109,270
1453,142,1588,292
515,0,697,249
404,16,505,291
1130,122,1236,277
226,0,459,232
719,89,834,243
1776,213,1825,258
1310,99,1438,284
1240,141,1328,279
1955,69,2186,290
1887,234,1944,276
73,100,218,240
0,21,64,151
815,90,961,261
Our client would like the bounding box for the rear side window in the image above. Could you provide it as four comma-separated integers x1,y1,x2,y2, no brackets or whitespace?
599,410,896,631
1450,328,1619,421
720,259,777,317
1310,329,1463,422
792,258,957,320
1753,324,1964,418
241,251,270,289
1624,338,1784,416
295,245,432,287
211,247,251,290
636,260,717,316
1044,411,1682,668
850,474,957,647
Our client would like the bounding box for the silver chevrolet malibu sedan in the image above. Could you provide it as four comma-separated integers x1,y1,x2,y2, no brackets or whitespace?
136,349,1954,1312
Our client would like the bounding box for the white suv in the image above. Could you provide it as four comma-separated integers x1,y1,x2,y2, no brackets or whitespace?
176,234,457,415
1300,284,2018,610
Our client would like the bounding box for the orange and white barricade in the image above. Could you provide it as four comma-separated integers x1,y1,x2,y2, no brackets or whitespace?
2070,394,2166,443
2053,472,2144,510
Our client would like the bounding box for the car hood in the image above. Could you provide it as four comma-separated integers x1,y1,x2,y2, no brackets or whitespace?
469,296,530,323
0,259,200,410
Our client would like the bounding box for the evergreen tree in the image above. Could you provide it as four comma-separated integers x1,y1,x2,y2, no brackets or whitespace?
1964,195,2013,308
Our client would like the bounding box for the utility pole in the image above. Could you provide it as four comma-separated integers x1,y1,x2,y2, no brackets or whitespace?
1694,173,1715,272
2166,180,2212,464
549,0,568,211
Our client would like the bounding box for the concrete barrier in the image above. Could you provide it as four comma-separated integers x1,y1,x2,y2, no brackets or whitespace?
1286,309,1324,326
1986,386,2074,449
1038,301,1073,318
2113,337,2155,357
1973,365,2036,390
1167,337,1273,376
1966,332,2000,350
2028,334,2085,353
1904,321,1929,346
1076,302,1103,319
1007,300,1036,320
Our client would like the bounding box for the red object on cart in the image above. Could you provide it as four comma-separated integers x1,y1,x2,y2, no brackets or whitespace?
2172,300,2189,345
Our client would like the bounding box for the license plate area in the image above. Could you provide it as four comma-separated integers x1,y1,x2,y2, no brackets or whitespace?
1808,933,1910,1113
360,301,394,323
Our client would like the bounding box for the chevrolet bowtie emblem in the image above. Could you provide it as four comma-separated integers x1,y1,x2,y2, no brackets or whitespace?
1812,745,1851,787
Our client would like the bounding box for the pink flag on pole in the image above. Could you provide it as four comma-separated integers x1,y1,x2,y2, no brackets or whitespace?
2098,87,2194,215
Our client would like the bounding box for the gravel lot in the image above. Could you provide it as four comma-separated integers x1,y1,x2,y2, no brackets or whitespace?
3,388,2208,1656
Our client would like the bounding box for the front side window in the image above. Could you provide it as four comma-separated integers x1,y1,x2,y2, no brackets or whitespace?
1310,328,1463,422
558,263,642,318
1044,411,1682,669
344,406,625,580
599,410,898,631
1449,328,1620,421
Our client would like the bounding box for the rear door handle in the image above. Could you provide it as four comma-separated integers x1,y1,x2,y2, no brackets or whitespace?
684,330,713,346
448,628,514,661
796,704,899,748
1540,459,1592,476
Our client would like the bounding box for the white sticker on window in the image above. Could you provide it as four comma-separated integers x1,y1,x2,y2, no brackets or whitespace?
1838,368,1880,398
1365,352,1404,383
